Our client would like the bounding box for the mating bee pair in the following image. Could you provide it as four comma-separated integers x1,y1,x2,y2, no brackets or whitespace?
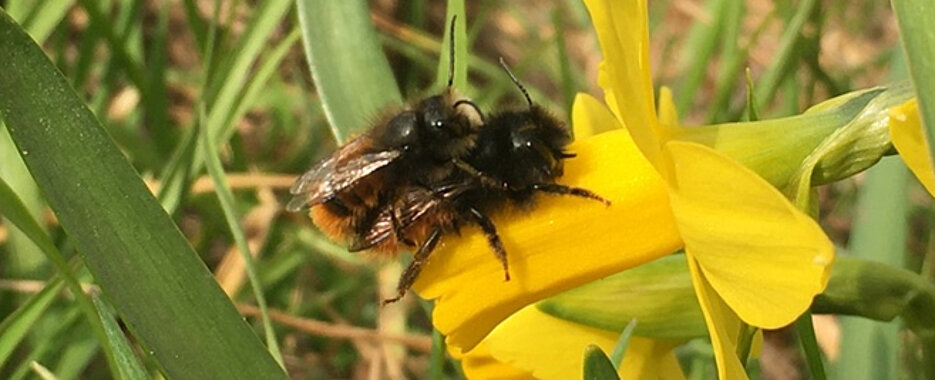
287,18,608,305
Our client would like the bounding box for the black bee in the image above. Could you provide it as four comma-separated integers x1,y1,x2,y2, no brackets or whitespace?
359,59,610,305
286,17,486,254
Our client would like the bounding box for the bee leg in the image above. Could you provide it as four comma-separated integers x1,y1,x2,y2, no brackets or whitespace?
382,227,442,306
390,210,416,247
451,159,509,190
467,208,510,281
531,183,611,206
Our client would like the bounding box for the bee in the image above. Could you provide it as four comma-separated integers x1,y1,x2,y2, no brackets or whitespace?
359,59,610,305
286,17,485,254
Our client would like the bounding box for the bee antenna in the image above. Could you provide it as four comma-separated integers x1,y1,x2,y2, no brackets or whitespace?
447,15,457,88
498,57,533,109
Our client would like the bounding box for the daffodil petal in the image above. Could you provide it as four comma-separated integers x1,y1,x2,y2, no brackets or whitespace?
413,129,682,351
889,99,935,196
657,86,679,130
456,341,535,380
482,306,620,380
665,141,833,328
686,254,748,380
572,92,623,138
620,337,686,380
584,0,662,164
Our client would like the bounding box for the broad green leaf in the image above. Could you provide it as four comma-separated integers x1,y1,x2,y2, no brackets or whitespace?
297,0,402,141
0,10,287,379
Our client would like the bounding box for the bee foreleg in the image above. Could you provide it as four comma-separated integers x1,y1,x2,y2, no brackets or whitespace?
531,183,611,207
467,208,510,281
382,227,442,306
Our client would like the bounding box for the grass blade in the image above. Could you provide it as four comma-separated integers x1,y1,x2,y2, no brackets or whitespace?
22,0,76,43
837,157,908,380
0,10,286,379
434,0,466,92
674,0,727,115
754,0,817,112
297,0,402,141
0,175,125,376
91,295,149,380
199,112,284,367
0,278,64,368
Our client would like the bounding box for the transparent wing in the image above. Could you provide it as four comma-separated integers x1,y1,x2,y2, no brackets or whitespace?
287,137,401,211
351,182,473,250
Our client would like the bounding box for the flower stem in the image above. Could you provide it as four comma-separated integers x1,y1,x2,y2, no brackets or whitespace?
795,312,827,380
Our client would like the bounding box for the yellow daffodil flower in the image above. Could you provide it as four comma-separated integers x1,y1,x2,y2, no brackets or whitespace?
583,1,831,377
410,1,931,378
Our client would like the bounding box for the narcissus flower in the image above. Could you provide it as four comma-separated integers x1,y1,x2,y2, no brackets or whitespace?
458,305,685,380
411,0,930,378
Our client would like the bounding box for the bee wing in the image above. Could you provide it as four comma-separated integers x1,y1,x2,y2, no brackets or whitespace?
350,187,444,251
351,181,473,250
287,138,401,211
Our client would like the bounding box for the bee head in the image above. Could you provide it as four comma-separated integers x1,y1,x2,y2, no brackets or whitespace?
506,106,572,185
415,92,483,159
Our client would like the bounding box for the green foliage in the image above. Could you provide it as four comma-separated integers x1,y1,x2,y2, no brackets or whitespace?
0,1,932,379
583,345,620,380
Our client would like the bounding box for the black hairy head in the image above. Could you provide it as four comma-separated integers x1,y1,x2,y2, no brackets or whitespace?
469,105,572,188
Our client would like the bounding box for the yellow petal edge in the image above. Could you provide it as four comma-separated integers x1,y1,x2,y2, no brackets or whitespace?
665,141,833,328
889,99,935,196
584,0,661,164
483,306,620,380
687,256,749,380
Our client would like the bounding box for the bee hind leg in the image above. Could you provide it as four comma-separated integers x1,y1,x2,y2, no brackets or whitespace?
382,227,442,306
468,208,510,281
390,210,416,247
531,183,611,206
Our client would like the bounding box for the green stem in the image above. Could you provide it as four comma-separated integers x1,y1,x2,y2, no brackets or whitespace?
795,312,827,380
812,256,935,380
734,322,756,368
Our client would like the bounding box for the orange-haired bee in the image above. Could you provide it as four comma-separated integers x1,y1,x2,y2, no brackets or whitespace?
289,18,608,305
356,59,610,305
286,17,485,254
